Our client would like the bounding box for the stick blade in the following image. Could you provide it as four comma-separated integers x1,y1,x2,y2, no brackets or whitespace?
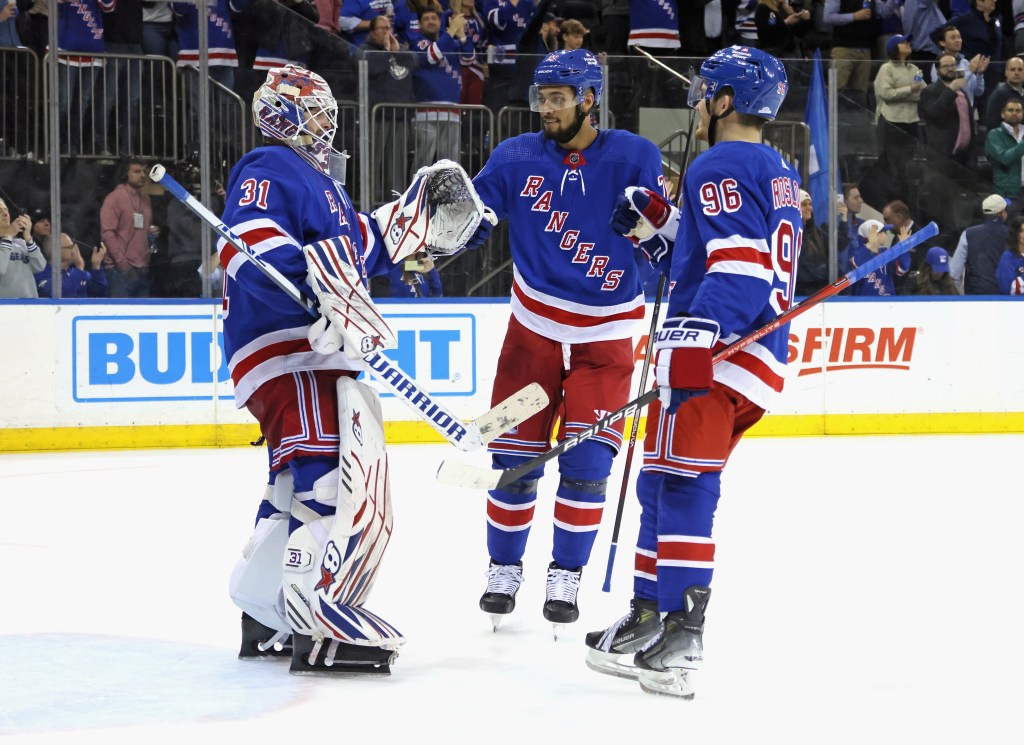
473,382,548,444
436,458,501,490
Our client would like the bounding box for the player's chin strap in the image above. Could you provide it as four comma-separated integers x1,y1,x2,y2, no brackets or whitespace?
149,163,547,452
706,103,734,147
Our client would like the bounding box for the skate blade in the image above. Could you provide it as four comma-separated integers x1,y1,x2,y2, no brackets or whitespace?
289,663,392,677
488,613,507,632
638,669,695,700
584,649,641,680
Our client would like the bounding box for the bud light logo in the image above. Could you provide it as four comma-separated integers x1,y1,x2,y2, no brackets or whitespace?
788,326,917,376
72,315,230,402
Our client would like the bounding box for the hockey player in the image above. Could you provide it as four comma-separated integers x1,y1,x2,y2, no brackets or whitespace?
585,46,802,698
223,64,489,674
467,49,669,633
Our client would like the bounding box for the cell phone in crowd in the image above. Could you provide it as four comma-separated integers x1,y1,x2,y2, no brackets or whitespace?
956,70,966,79
404,252,428,272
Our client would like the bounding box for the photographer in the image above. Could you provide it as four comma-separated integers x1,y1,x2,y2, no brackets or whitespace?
164,160,225,297
36,234,109,299
0,197,46,299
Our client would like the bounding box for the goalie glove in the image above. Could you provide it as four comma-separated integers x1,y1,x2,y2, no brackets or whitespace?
610,187,679,244
371,159,495,261
303,237,397,359
653,315,721,415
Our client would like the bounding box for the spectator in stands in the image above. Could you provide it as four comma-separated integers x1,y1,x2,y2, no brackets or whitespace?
100,157,157,298
164,162,224,298
385,253,443,297
29,209,51,260
339,0,392,47
734,0,760,47
450,0,486,105
141,0,178,58
910,245,959,293
409,7,473,174
18,0,49,60
36,233,109,298
797,189,828,296
919,52,977,175
823,0,891,108
172,0,244,147
849,219,912,296
560,17,588,50
754,0,811,58
928,23,988,106
0,0,20,47
102,0,145,157
996,213,1024,294
482,0,535,111
903,0,947,62
882,198,928,291
313,0,342,35
874,35,926,198
984,56,1024,132
0,197,45,298
251,0,320,75
362,13,418,202
837,181,865,265
526,11,560,53
949,0,1003,100
56,0,106,155
984,97,1024,200
601,0,628,54
1016,0,1024,56
950,193,1009,293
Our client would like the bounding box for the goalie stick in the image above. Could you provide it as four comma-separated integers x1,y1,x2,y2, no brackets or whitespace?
437,221,940,489
150,164,546,452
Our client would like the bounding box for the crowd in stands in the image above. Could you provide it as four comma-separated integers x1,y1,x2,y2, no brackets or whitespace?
4,0,1024,297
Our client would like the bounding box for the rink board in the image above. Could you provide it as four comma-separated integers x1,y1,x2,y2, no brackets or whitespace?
0,297,1021,451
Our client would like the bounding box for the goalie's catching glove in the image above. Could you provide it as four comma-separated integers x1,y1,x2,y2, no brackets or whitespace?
653,315,720,415
372,159,493,260
610,187,679,243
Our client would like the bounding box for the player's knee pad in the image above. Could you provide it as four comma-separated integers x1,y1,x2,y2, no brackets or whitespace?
281,377,402,646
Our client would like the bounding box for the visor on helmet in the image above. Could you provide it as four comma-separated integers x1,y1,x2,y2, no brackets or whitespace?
529,84,582,113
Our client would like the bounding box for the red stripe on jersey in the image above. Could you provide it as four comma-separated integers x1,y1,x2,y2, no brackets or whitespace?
635,551,656,575
487,501,535,529
553,501,604,529
726,347,785,392
512,280,644,328
231,336,312,384
220,242,238,268
707,245,773,271
240,225,287,249
659,541,715,563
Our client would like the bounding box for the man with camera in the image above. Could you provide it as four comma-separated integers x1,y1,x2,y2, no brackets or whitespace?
0,198,46,299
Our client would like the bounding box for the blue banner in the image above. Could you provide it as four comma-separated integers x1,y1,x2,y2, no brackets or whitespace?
804,51,833,224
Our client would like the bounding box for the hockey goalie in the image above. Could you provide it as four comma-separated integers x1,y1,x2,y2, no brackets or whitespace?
223,64,495,675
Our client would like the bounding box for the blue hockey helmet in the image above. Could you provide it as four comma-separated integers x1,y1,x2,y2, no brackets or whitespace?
530,49,603,111
687,46,788,121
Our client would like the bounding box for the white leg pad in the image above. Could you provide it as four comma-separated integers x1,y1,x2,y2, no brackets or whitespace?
281,376,404,646
228,470,296,633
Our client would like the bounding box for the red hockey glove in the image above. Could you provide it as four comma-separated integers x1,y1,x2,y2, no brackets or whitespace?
653,316,721,414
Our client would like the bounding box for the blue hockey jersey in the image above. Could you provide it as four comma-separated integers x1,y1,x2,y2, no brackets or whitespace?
628,0,680,49
218,145,393,407
668,140,803,410
473,129,666,344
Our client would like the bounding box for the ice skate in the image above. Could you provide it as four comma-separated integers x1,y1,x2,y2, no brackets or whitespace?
289,632,398,676
584,598,660,679
238,612,292,661
543,562,582,640
479,560,524,631
634,586,710,700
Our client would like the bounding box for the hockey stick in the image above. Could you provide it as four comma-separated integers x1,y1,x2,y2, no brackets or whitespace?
437,221,939,488
601,273,665,593
150,164,547,452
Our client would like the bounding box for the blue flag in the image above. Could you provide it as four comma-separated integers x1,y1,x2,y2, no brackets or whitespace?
804,51,832,224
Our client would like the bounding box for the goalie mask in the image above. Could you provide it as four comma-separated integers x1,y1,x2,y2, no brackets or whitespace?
253,64,349,181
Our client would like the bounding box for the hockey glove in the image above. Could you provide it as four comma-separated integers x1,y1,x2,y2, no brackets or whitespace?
653,315,721,415
463,207,497,250
609,187,679,244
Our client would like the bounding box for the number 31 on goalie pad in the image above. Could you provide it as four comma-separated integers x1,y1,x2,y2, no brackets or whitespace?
281,377,405,647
